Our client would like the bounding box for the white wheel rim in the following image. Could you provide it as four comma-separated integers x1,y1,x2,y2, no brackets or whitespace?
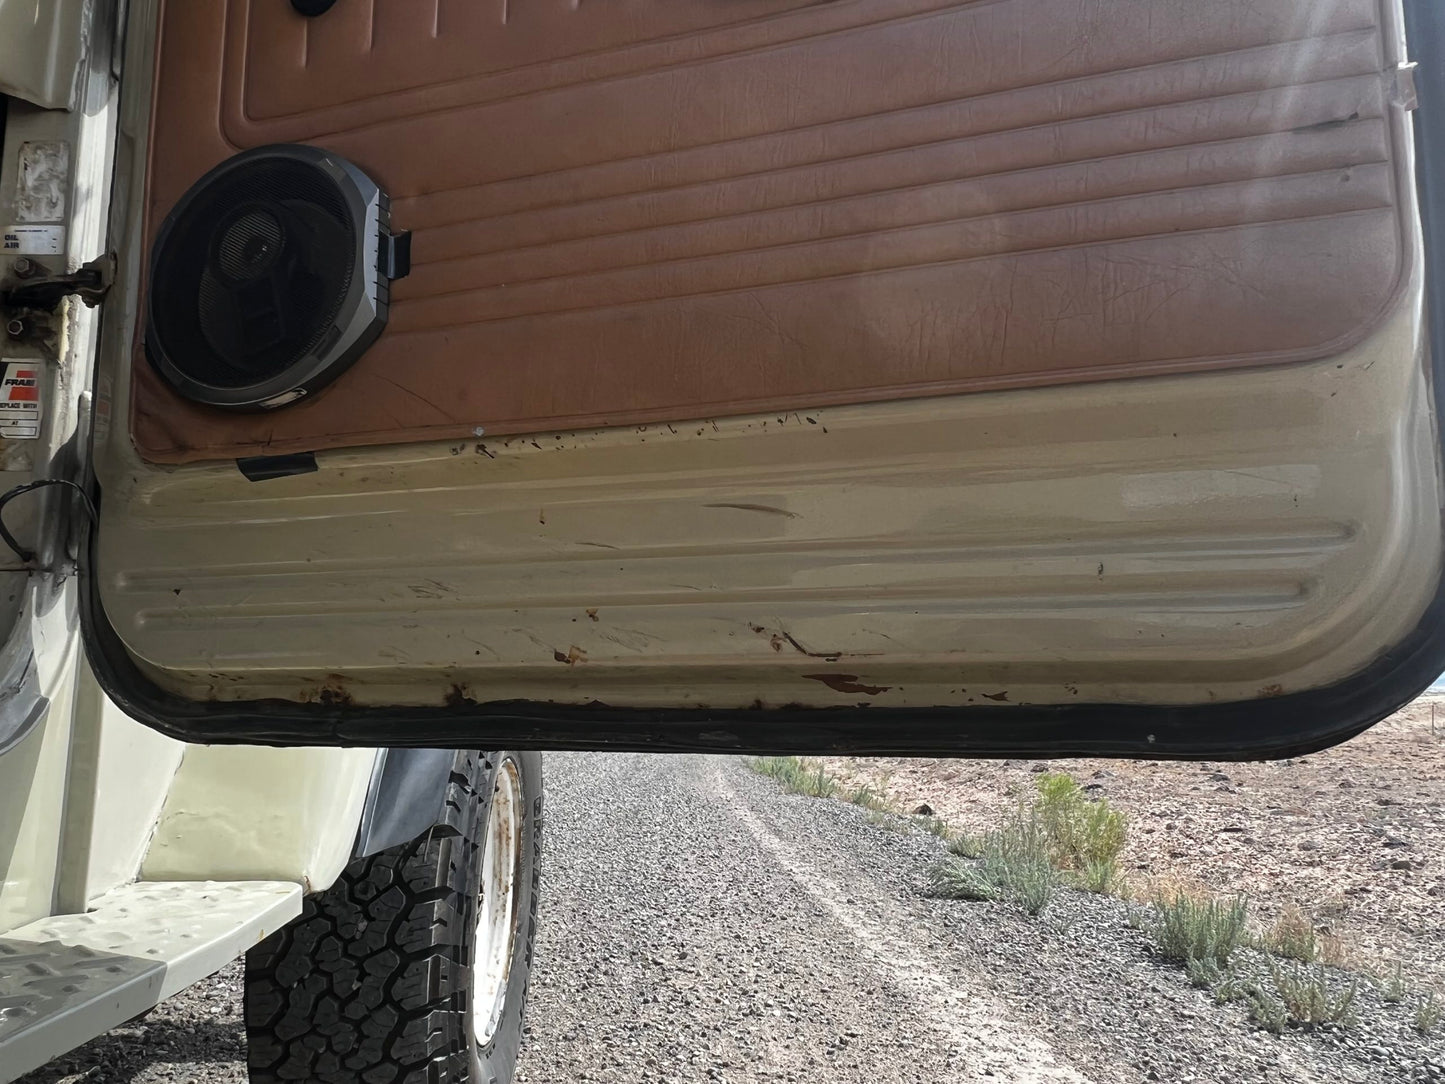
473,757,523,1047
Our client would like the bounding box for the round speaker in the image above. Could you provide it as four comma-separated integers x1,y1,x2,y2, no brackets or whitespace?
146,144,406,410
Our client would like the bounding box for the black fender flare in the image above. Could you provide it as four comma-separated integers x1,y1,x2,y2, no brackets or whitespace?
353,747,498,858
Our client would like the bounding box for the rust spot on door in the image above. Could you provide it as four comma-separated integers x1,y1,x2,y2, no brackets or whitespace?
445,683,476,708
317,674,354,707
803,673,891,696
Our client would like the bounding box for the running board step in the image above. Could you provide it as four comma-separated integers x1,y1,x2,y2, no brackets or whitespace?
0,880,301,1082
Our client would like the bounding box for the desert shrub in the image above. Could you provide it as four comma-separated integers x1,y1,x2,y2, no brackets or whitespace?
1262,904,1319,962
749,756,836,798
848,783,893,812
1142,892,1249,968
926,816,1058,916
1318,933,1348,968
1032,772,1127,870
1269,961,1357,1028
927,859,1002,902
1241,982,1288,1034
948,832,986,859
1076,856,1122,895
1379,962,1408,1003
1416,992,1442,1036
919,815,952,839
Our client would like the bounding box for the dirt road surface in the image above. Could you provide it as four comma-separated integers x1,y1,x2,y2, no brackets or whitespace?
18,753,1442,1083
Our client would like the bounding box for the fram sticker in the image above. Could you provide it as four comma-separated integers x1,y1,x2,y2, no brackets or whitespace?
2,225,63,255
0,362,43,440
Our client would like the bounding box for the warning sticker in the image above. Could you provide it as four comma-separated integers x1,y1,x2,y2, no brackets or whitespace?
0,362,43,440
2,225,63,254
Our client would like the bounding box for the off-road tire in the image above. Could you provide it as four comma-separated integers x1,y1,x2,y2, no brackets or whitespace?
244,750,542,1084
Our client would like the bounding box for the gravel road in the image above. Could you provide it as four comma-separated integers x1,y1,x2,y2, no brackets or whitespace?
516,753,1087,1084
18,752,1445,1083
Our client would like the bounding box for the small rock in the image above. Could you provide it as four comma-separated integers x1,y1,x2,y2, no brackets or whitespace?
1391,859,1413,870
913,803,934,816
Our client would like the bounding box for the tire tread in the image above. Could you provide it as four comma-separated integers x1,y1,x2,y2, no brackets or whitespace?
245,753,489,1083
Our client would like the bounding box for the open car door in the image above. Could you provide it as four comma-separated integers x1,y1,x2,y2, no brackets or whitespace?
75,0,1445,756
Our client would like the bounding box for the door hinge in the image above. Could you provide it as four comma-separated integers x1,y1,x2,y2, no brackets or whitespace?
1,253,116,311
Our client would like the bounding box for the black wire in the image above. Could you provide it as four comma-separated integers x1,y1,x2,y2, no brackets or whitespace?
0,479,98,564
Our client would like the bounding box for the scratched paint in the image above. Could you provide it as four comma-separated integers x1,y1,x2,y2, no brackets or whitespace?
15,142,69,222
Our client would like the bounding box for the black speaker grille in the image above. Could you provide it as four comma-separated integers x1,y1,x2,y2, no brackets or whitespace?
149,157,356,390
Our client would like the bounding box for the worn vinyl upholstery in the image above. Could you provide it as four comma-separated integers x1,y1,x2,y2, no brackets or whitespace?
132,0,1409,463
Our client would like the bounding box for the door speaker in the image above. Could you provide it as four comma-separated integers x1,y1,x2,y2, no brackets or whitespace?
145,144,409,410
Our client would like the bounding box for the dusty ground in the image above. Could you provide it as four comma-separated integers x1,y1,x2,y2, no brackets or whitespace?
18,744,1445,1084
824,694,1445,992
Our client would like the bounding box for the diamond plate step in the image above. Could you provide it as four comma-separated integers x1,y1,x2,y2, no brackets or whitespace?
0,880,301,1082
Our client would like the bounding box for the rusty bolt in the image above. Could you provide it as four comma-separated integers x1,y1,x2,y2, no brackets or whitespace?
5,318,25,340
11,257,38,279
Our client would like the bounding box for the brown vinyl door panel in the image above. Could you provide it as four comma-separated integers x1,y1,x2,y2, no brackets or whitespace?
133,0,1407,462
